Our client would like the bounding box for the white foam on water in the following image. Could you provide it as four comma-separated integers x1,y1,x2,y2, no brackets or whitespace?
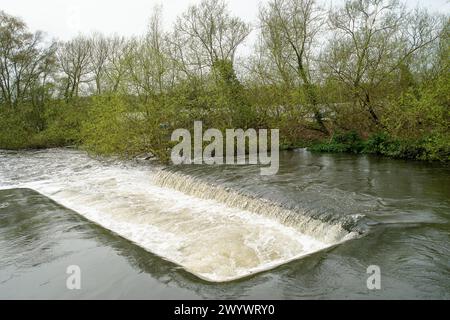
0,202,9,209
0,149,357,282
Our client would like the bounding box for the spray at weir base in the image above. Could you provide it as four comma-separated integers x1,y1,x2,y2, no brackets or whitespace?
171,121,280,176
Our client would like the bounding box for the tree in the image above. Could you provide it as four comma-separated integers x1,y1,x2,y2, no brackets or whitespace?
125,7,171,102
258,0,328,133
89,33,109,95
0,11,55,108
323,0,442,126
103,36,130,93
172,0,250,78
57,35,93,100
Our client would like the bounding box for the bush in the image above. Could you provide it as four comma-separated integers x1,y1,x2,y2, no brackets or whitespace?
81,95,133,155
0,108,33,149
310,130,450,162
38,99,88,147
363,132,391,154
309,131,364,153
81,94,176,162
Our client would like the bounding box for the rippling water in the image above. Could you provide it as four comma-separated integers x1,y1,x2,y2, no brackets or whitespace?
0,148,449,299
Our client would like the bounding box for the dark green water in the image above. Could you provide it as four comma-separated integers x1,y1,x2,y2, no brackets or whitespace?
0,149,449,299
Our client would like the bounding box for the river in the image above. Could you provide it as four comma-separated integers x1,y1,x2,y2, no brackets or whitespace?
0,148,448,299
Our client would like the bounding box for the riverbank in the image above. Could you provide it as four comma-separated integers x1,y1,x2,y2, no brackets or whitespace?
306,131,450,162
1,127,448,163
0,98,448,164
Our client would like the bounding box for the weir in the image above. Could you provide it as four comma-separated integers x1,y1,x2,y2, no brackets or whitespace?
0,149,359,282
154,170,356,244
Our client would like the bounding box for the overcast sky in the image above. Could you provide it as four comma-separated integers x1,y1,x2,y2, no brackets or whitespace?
1,0,449,42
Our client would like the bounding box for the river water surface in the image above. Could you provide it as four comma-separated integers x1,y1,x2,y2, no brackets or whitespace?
0,148,448,299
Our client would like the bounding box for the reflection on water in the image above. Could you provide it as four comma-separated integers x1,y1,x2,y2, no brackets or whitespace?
0,149,449,299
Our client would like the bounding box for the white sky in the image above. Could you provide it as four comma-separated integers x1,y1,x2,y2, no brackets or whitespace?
1,0,449,42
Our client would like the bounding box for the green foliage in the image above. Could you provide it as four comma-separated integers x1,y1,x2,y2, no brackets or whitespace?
0,107,34,149
80,94,175,162
81,95,133,155
382,89,448,140
310,131,450,162
38,100,88,147
0,100,86,150
210,59,257,129
310,131,364,153
0,5,448,164
363,132,391,154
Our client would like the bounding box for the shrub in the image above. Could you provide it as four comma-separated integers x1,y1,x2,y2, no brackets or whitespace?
309,131,364,153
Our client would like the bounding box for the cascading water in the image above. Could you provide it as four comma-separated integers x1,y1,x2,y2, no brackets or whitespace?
154,170,357,243
0,149,359,282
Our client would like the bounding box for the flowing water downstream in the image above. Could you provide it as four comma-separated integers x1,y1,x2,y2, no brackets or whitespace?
0,148,449,299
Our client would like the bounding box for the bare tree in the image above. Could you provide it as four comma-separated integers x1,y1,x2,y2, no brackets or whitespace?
172,0,250,78
0,11,56,108
90,33,109,95
324,0,442,125
103,36,130,93
57,35,93,100
125,7,171,101
258,0,328,133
